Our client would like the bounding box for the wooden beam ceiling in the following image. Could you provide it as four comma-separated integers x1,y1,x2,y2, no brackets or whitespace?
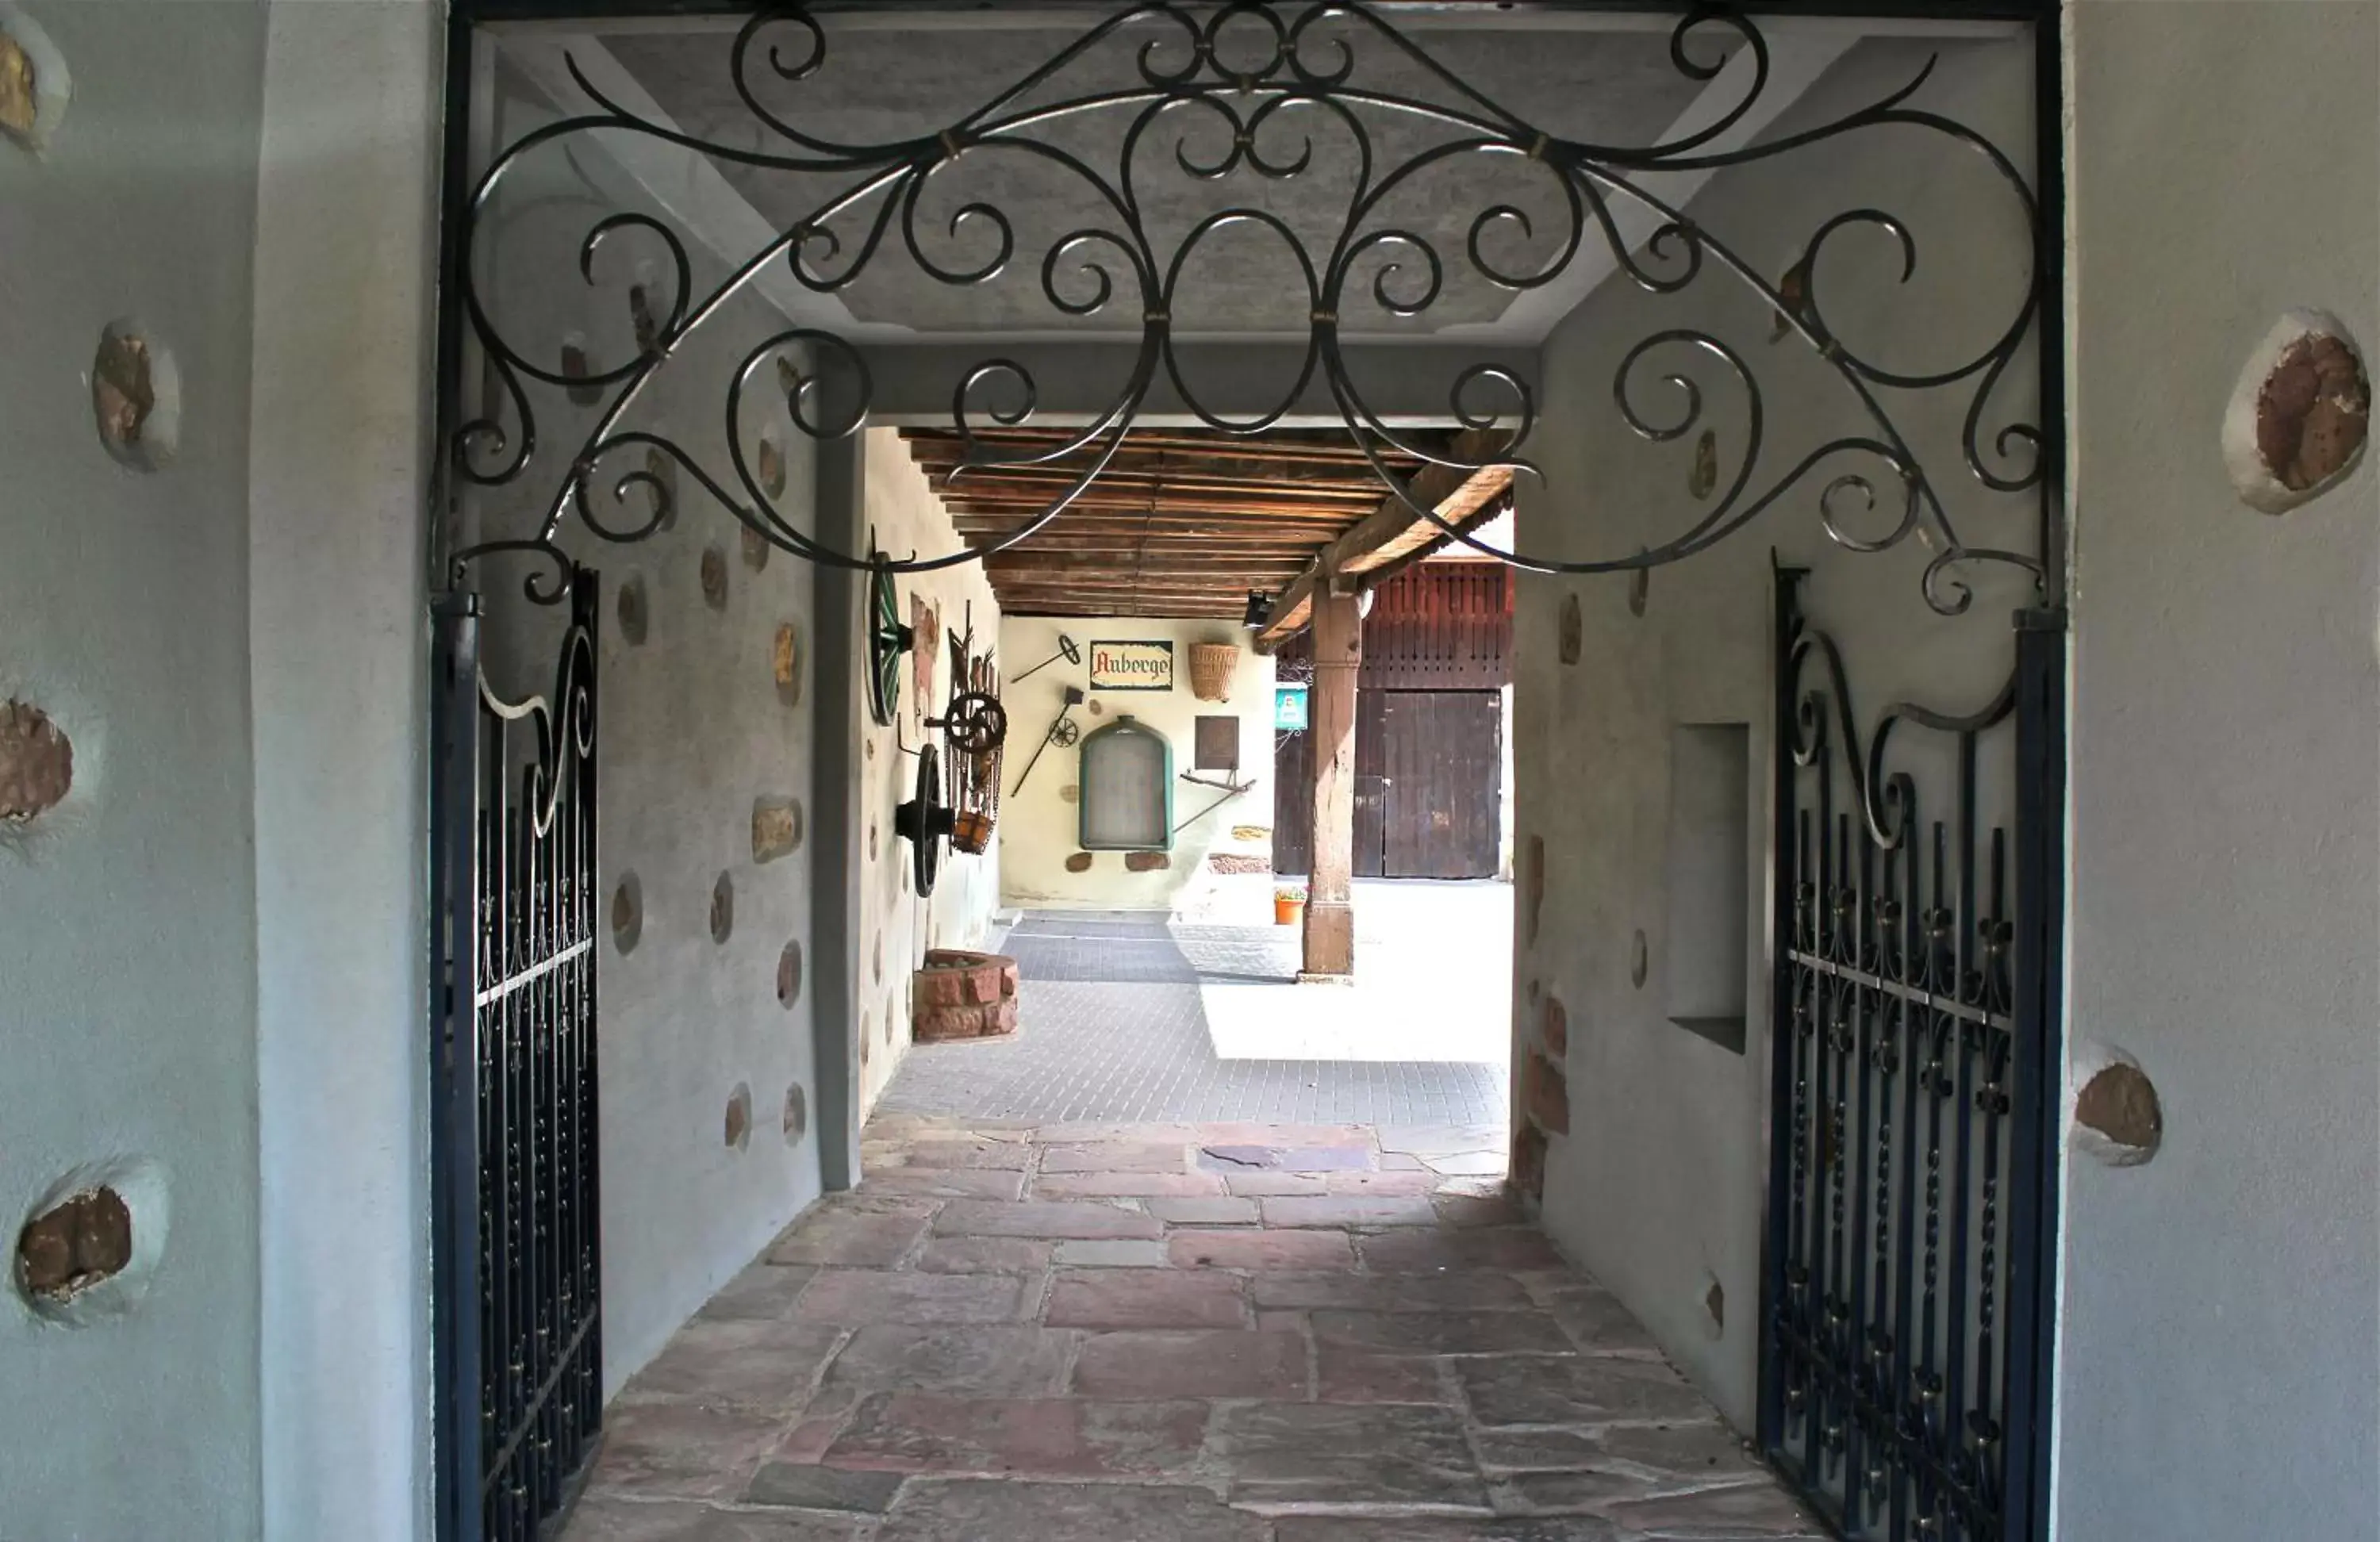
902,427,1427,622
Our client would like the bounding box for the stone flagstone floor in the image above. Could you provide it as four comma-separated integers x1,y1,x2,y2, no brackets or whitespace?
562,1118,1821,1541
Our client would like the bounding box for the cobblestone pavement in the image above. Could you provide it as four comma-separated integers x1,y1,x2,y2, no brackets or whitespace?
563,1119,1821,1542
880,905,1508,1127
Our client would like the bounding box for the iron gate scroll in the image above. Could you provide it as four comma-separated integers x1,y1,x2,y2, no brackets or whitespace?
432,575,605,1542
1762,567,2060,1542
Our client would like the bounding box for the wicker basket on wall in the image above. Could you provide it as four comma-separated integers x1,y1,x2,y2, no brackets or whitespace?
1187,642,1238,702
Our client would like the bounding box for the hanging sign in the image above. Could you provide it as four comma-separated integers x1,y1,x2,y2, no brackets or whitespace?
1088,639,1174,692
1274,681,1310,731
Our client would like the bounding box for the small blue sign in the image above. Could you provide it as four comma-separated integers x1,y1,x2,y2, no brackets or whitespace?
1274,682,1310,731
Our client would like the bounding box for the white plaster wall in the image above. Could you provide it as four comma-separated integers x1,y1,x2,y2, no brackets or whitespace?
998,616,1276,913
2057,5,2380,1536
0,3,267,1533
1513,36,2038,1429
465,64,830,1393
248,2,440,1537
855,431,1004,1113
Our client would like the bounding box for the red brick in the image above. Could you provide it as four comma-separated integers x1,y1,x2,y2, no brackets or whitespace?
1259,1195,1437,1229
1541,994,1568,1057
1316,1341,1449,1406
821,1394,1205,1479
936,1201,1162,1241
1035,1172,1226,1199
1522,1048,1570,1135
1046,1268,1249,1329
1167,1229,1356,1272
1071,1330,1307,1400
1040,1142,1193,1173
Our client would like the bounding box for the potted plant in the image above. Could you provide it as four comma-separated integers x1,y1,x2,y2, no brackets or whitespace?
1273,884,1307,926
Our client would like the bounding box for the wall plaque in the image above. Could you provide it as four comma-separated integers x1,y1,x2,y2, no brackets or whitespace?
1088,639,1174,692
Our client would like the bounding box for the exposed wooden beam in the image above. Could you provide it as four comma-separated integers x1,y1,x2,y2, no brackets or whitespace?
1252,428,1515,653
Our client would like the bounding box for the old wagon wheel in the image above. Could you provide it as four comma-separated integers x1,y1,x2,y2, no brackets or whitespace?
866,558,911,728
892,742,954,897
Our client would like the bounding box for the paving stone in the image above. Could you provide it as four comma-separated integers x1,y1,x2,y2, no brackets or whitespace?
588,1401,789,1498
1494,1467,1661,1513
793,1269,1027,1325
824,1325,1073,1398
1274,1519,1621,1542
1361,1227,1566,1272
1046,1267,1250,1329
1379,1152,1429,1172
772,1387,862,1466
1144,1196,1262,1226
1198,1122,1377,1148
1433,1191,1527,1229
696,1262,818,1321
1070,1329,1309,1399
1199,1144,1376,1173
1373,1125,1511,1158
862,1167,1028,1201
1315,1341,1450,1405
1422,1150,1510,1177
1041,1142,1194,1173
869,1138,1034,1170
1035,1172,1227,1198
620,1319,846,1410
1603,1483,1829,1537
1458,1356,1712,1427
1261,1195,1439,1229
912,1236,1051,1274
823,1394,1207,1480
875,1479,1267,1542
1312,1309,1574,1357
1322,1169,1441,1196
1471,1421,1752,1482
562,1495,870,1540
935,1200,1163,1240
1531,1285,1665,1357
1056,1238,1171,1268
1224,1172,1330,1197
1253,1272,1535,1314
743,1462,908,1512
1212,1402,1488,1511
1034,1122,1207,1144
770,1211,928,1268
1168,1228,1355,1271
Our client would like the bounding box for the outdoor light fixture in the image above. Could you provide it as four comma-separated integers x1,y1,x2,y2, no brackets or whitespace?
1242,591,1271,630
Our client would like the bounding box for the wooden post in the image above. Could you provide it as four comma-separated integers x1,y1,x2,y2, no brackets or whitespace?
1302,588,1362,980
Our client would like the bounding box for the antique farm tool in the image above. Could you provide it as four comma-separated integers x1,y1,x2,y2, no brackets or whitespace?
938,606,1006,854
1009,685,1084,796
926,603,1008,757
893,740,956,898
1010,633,1081,684
865,554,912,728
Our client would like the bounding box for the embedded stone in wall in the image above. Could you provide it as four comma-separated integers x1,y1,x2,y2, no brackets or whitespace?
15,1187,131,1302
783,1084,808,1143
913,949,1021,1042
0,699,73,823
701,547,730,610
752,796,804,863
616,577,648,646
1208,853,1270,875
1687,429,1719,500
628,283,660,357
644,449,678,531
742,525,772,572
873,933,883,984
0,28,36,144
1630,930,1649,988
724,1083,752,1151
1230,824,1271,842
710,872,735,944
1557,593,1582,666
773,623,803,707
860,1015,873,1068
1541,994,1568,1058
2226,310,2370,513
1511,1122,1548,1203
91,324,160,467
777,940,804,1007
1058,784,1080,805
1065,851,1094,873
1628,566,1649,618
610,873,643,954
756,433,786,500
868,821,878,860
1123,850,1172,873
1703,1276,1726,1337
560,337,600,406
1522,1048,1569,1136
2074,1056,2163,1167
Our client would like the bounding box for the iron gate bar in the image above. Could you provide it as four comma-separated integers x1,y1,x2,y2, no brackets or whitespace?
432,575,605,1542
438,0,2055,620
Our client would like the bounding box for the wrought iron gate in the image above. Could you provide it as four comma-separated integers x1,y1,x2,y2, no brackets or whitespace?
1762,567,2062,1542
431,575,605,1542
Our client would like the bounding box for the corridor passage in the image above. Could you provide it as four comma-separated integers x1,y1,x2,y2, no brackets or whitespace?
563,1119,1819,1540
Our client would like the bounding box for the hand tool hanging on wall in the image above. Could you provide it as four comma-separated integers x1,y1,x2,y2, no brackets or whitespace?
1010,634,1081,684
1009,685,1084,796
1173,770,1260,836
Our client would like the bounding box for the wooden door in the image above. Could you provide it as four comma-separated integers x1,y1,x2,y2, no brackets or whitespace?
1380,691,1503,879
1353,688,1389,878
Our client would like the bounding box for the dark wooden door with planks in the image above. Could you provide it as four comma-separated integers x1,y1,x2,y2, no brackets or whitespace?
1273,565,1509,880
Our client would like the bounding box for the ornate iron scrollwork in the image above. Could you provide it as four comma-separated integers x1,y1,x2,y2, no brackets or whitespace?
450,2,2047,615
